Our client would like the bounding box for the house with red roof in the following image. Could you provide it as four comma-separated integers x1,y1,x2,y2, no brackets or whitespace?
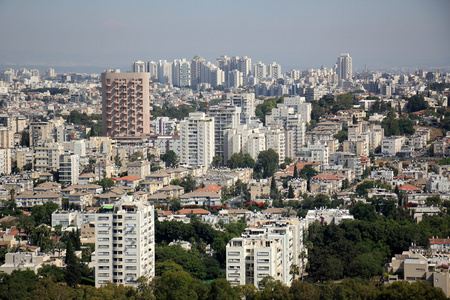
113,176,142,189
175,208,211,216
398,183,422,193
194,184,222,195
310,174,344,194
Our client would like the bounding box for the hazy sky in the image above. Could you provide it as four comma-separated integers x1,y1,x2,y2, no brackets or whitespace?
1,0,449,72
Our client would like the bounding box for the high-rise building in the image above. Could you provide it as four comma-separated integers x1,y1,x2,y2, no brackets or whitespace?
94,196,155,288
253,62,267,82
228,70,243,88
132,61,146,73
208,105,241,159
59,153,80,187
147,61,158,81
179,112,215,168
157,60,172,84
191,55,206,88
336,53,352,81
172,59,191,87
226,217,306,287
238,56,252,83
229,93,256,123
101,70,151,138
267,62,282,79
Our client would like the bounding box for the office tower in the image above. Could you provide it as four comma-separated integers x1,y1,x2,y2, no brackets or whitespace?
147,61,158,81
95,196,155,288
191,55,206,87
157,60,172,84
132,61,146,73
172,59,191,87
59,153,80,187
208,105,241,159
253,62,267,82
102,70,151,138
336,53,352,81
267,62,281,79
179,112,215,167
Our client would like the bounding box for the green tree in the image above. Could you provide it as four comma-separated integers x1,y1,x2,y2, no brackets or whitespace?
65,240,81,288
0,270,40,300
293,165,298,179
299,165,318,181
227,152,244,169
162,150,178,168
153,270,202,300
129,151,144,162
407,94,428,112
31,202,59,225
97,177,115,191
333,129,348,143
288,185,295,198
211,155,223,168
254,149,279,178
242,153,256,168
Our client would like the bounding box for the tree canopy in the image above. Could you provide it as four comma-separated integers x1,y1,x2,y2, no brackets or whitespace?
254,149,279,178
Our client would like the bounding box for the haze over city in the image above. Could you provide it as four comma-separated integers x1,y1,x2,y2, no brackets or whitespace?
1,0,450,73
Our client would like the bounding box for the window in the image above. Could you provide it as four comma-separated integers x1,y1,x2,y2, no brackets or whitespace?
125,259,137,263
98,245,109,249
98,217,109,220
98,273,109,277
98,231,109,235
126,266,137,270
98,223,110,227
98,252,109,256
98,238,109,241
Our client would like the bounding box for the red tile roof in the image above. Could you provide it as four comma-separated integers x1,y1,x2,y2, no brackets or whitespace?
116,176,142,182
398,183,422,191
195,184,222,193
286,162,320,172
312,174,343,180
175,208,211,215
429,238,450,245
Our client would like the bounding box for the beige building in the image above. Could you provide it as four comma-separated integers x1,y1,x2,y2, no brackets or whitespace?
0,148,11,175
0,127,14,148
127,160,151,179
30,122,54,147
16,148,33,170
34,142,64,171
102,70,151,138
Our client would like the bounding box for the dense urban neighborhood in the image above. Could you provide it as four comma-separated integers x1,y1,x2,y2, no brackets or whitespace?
0,54,450,299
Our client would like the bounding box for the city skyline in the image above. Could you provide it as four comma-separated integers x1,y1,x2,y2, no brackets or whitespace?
1,0,449,73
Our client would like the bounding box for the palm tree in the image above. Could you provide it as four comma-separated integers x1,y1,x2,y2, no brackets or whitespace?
290,264,300,280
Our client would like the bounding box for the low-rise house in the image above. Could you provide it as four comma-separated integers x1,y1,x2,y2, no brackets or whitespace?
0,226,20,249
78,173,99,185
398,183,423,193
194,184,222,196
427,175,450,193
51,210,78,228
113,176,142,189
68,191,94,210
145,171,171,186
16,191,61,208
158,185,185,198
139,180,164,194
305,208,354,225
413,206,442,223
180,191,221,207
310,174,343,194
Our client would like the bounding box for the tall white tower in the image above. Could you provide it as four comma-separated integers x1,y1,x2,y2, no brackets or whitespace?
179,112,215,167
95,196,155,288
336,53,352,81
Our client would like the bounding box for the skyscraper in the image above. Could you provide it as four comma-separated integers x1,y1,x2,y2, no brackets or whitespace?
191,55,206,88
102,70,151,138
336,53,353,81
132,61,146,73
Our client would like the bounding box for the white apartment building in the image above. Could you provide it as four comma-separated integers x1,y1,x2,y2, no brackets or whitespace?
172,59,191,87
283,96,312,124
35,142,64,171
297,143,329,166
229,93,256,123
253,62,266,82
59,153,79,186
263,128,286,163
381,136,406,156
0,148,11,175
95,197,155,288
209,105,241,159
226,217,306,288
179,112,215,168
267,62,282,79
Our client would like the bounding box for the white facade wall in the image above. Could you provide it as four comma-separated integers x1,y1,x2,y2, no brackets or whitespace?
95,197,155,288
